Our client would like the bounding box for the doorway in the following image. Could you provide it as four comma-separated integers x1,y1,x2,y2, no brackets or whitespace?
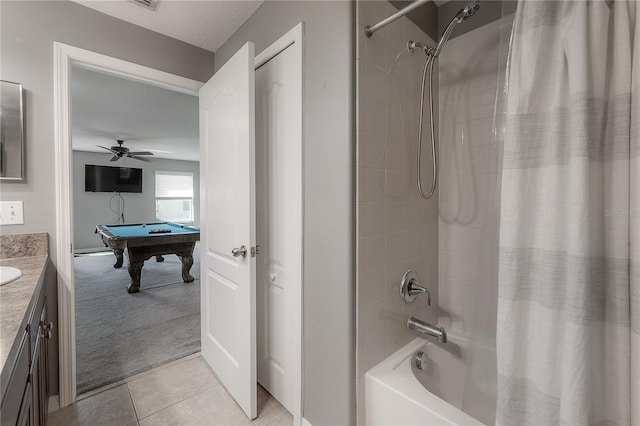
53,22,303,424
255,36,303,414
69,65,201,394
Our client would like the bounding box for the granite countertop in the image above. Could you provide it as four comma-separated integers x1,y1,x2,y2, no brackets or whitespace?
0,255,47,372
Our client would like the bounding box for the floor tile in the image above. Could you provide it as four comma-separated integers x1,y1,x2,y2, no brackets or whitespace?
139,385,252,425
48,385,137,426
266,411,294,426
253,385,288,426
78,353,202,401
128,356,220,419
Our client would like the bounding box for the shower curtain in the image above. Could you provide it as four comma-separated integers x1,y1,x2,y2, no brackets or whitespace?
497,1,639,425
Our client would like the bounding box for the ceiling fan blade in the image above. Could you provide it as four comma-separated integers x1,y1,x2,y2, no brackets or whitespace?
127,151,154,156
129,155,152,163
110,156,120,162
97,145,118,154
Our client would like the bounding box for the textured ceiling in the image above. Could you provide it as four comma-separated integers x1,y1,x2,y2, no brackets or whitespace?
72,0,264,52
71,66,200,162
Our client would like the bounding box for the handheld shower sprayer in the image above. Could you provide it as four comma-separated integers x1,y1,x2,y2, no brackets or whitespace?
408,1,479,59
410,1,480,199
457,1,481,22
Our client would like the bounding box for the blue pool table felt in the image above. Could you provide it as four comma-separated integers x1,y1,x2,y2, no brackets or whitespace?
103,222,200,237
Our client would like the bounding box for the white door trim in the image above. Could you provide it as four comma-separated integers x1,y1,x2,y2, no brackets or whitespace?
53,42,203,407
53,32,305,418
254,22,304,426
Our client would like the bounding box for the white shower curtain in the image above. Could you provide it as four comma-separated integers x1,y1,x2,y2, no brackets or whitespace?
497,1,639,425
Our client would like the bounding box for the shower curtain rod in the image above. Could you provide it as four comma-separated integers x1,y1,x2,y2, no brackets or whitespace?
365,0,431,37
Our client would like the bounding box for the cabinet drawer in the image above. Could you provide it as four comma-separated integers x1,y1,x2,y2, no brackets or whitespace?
0,331,29,426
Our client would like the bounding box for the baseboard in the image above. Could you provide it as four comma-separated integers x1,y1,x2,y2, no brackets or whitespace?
48,395,60,414
301,418,312,426
74,247,111,255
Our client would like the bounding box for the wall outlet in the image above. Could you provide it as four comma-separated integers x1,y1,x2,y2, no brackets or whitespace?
0,201,24,225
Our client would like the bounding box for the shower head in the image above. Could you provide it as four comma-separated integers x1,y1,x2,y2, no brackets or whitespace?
433,1,480,56
455,1,480,23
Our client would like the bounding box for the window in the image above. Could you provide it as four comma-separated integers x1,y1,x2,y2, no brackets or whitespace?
155,171,194,223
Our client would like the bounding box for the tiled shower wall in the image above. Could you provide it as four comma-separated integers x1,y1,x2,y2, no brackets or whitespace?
436,13,513,422
356,1,439,421
437,13,512,353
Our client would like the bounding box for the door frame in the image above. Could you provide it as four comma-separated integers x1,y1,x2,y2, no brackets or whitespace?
53,42,203,407
253,22,304,426
53,30,304,424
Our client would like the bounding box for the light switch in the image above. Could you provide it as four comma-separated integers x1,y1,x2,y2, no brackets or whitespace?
0,201,24,225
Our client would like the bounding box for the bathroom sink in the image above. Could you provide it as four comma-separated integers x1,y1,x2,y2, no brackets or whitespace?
0,266,22,286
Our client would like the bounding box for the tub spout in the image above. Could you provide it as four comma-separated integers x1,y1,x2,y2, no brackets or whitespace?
407,316,447,343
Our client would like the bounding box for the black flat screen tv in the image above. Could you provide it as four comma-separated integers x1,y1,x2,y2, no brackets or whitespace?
85,164,143,193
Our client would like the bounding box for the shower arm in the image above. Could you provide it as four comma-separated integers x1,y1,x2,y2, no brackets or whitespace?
364,0,431,37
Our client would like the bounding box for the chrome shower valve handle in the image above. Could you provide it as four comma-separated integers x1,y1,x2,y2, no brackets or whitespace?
400,269,431,305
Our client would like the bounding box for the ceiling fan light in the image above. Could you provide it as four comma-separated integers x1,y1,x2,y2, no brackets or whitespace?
97,140,152,163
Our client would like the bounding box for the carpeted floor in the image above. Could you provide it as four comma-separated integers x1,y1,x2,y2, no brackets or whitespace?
74,245,200,394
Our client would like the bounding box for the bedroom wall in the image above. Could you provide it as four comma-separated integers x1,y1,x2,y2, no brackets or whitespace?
72,151,200,252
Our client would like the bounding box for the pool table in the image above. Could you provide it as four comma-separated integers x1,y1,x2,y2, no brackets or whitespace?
95,222,200,293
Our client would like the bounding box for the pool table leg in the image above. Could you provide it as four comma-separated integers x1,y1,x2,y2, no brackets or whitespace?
180,255,195,283
113,249,124,268
127,261,143,293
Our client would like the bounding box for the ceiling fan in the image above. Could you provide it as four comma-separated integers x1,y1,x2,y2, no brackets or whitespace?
97,140,154,163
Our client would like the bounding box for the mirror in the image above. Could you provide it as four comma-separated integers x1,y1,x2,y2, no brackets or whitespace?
0,80,25,182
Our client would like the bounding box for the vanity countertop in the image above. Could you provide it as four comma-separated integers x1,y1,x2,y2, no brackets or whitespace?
0,255,48,372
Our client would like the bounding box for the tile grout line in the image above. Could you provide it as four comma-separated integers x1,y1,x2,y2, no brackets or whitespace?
77,352,203,401
126,383,140,423
260,409,292,426
134,381,222,422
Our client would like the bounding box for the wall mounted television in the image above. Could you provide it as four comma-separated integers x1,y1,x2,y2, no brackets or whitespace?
85,164,143,193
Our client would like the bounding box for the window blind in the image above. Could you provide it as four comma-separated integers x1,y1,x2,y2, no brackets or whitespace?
155,172,193,198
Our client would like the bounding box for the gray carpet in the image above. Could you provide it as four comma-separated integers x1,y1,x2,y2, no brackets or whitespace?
74,245,200,394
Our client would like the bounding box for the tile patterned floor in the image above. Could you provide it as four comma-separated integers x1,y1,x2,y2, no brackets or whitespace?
48,355,292,426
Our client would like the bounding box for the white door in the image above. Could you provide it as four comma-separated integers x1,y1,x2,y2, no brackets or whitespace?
255,43,301,413
199,42,257,420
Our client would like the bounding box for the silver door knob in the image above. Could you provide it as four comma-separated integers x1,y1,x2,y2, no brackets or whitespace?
232,246,248,258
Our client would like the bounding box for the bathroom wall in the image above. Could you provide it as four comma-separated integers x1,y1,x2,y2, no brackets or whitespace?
72,151,200,251
0,1,214,263
356,1,439,422
0,1,214,398
215,3,356,425
437,11,513,423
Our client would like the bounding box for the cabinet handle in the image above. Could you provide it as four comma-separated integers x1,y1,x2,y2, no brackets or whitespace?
40,322,53,339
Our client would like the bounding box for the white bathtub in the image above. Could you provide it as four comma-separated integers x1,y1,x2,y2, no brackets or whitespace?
365,334,496,426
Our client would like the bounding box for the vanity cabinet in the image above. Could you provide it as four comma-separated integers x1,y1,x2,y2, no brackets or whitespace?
1,267,51,426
